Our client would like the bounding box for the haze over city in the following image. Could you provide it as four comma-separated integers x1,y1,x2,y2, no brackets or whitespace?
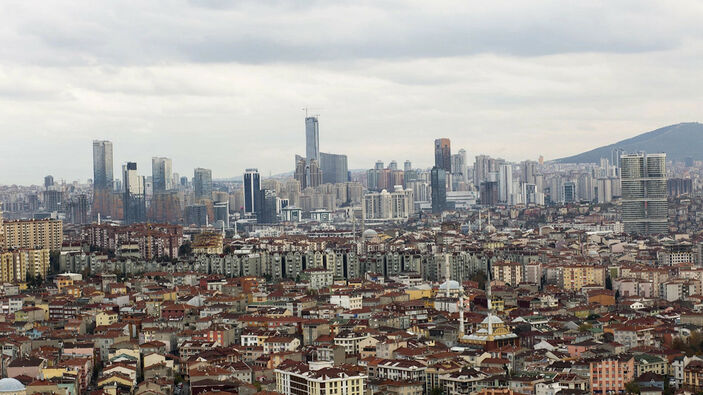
2,1,703,184
2,4,703,395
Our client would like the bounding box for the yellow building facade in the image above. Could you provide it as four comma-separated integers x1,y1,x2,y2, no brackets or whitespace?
3,219,63,250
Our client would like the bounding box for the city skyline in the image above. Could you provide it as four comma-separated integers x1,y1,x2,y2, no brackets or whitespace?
1,2,703,184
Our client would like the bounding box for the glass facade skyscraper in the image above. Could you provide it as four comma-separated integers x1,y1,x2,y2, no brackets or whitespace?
434,138,451,173
305,116,320,164
93,140,114,190
621,153,668,234
123,162,146,224
431,167,447,213
152,157,173,193
244,168,261,214
193,168,213,201
320,152,348,184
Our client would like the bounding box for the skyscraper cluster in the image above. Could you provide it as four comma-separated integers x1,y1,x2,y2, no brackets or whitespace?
295,116,348,189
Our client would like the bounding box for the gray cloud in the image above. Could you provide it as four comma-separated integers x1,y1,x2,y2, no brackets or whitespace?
0,1,703,184
1,1,698,66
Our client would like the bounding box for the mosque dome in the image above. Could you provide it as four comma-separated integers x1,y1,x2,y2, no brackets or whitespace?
362,229,378,239
0,378,25,393
439,280,462,290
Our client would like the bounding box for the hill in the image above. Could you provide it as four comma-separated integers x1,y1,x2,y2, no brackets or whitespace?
555,122,703,163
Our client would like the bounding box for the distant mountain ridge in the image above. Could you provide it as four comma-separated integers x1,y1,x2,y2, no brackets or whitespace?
555,122,703,163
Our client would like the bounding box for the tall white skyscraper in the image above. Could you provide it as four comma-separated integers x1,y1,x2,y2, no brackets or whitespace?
305,116,320,165
498,164,513,205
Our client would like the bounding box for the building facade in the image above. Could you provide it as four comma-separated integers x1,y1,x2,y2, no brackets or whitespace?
621,153,668,234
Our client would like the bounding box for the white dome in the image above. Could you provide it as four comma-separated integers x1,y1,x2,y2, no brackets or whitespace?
362,229,378,238
0,378,25,392
481,314,504,325
439,280,461,290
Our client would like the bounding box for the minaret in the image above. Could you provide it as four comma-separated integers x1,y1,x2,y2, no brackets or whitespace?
444,253,451,298
478,210,482,232
459,292,465,336
486,263,494,336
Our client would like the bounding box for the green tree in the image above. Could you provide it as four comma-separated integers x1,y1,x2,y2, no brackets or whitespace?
470,271,487,289
50,250,61,274
625,381,640,394
178,242,192,256
429,388,443,395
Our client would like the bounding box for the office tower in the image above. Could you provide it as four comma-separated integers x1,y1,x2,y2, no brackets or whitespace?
305,116,320,164
320,152,349,184
44,175,54,189
93,140,114,190
294,155,308,189
214,201,229,228
611,148,625,169
92,140,114,218
621,153,668,234
366,168,379,191
404,160,412,172
259,190,279,224
193,168,213,201
184,204,208,226
244,168,262,215
474,155,499,186
375,160,384,170
521,160,538,184
480,181,499,206
152,157,173,193
180,176,189,187
562,181,577,203
68,194,89,224
431,167,447,213
434,138,451,173
43,190,63,211
498,164,513,205
389,160,398,171
307,159,323,188
451,149,467,183
123,162,146,224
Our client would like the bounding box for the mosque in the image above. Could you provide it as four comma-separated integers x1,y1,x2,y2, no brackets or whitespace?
438,253,519,350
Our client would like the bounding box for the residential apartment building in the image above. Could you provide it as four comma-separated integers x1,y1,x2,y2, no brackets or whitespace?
492,261,522,286
560,265,606,291
275,359,366,395
589,356,634,395
3,219,63,250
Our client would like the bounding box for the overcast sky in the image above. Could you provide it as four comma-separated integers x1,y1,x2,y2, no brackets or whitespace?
1,0,702,185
